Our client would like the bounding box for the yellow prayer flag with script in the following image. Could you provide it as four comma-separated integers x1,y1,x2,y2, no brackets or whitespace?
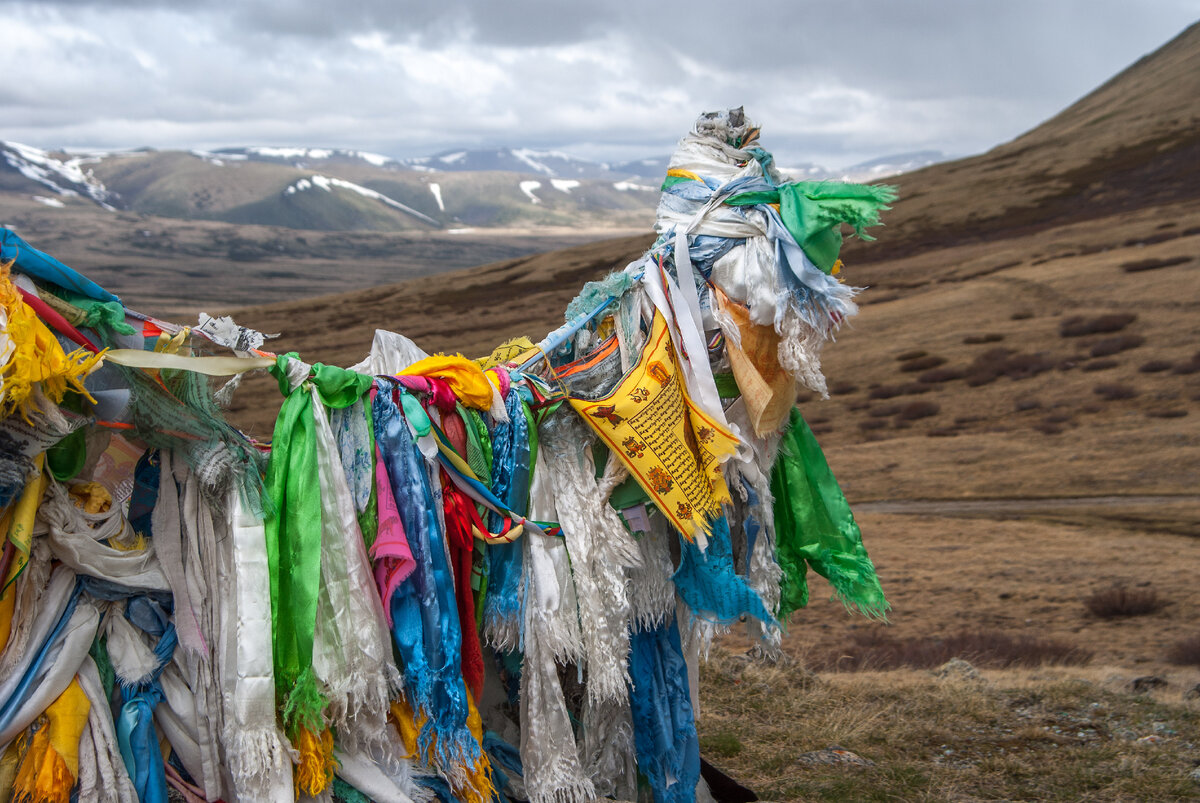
569,311,738,540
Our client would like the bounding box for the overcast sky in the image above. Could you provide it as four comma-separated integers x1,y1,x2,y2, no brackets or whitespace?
3,0,1197,168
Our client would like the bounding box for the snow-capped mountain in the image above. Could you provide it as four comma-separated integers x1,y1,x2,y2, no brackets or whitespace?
838,151,946,182
0,141,118,208
403,147,635,180
212,146,401,169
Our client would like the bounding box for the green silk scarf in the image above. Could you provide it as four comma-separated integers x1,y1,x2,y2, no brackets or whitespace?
726,181,897,274
263,354,373,732
770,407,889,621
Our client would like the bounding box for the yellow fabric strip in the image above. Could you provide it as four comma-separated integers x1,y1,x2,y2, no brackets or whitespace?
45,679,90,778
399,354,494,410
7,453,47,584
101,349,274,375
665,167,703,182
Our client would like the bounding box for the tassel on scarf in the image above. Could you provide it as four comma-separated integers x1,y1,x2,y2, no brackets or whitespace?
292,725,336,797
0,264,104,423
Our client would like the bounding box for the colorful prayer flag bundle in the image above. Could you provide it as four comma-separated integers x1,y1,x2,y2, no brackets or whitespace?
0,109,890,803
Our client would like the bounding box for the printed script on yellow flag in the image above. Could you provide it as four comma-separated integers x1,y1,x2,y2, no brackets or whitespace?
569,311,739,540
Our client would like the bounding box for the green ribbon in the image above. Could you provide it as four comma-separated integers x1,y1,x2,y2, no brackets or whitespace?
263,353,372,730
726,181,897,274
770,407,889,621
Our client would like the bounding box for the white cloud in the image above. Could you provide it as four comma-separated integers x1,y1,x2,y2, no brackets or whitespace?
1,0,1196,168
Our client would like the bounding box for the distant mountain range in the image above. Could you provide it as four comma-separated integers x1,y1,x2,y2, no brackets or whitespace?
0,139,945,233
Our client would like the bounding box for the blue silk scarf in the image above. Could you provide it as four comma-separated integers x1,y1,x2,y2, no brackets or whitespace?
373,383,477,768
628,619,700,803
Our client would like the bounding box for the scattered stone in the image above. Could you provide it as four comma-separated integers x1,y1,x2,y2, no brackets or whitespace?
1190,766,1200,784
1136,734,1164,745
796,745,875,767
1129,676,1168,694
935,657,980,681
1183,683,1200,701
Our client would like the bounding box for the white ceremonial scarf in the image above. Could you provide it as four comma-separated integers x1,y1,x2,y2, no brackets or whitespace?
540,414,639,704
221,489,295,802
36,478,170,591
518,449,593,803
76,655,138,803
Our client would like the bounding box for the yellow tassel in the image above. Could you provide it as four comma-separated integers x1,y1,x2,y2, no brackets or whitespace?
831,259,843,276
454,691,496,803
11,723,74,803
387,697,423,760
0,265,104,424
292,726,336,797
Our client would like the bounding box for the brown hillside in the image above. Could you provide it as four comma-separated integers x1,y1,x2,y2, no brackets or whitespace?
842,20,1200,266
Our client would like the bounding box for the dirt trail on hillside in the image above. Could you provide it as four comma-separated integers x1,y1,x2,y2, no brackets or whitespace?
855,494,1200,515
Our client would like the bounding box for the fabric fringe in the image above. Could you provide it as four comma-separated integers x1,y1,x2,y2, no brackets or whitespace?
224,725,295,799
293,725,337,797
812,546,891,621
284,667,329,737
11,726,74,803
542,414,638,704
776,307,831,399
580,695,638,801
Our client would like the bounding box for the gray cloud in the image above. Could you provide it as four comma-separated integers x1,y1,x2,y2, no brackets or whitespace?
2,0,1197,167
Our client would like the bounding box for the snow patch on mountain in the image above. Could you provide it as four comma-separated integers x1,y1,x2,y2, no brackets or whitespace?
550,179,580,193
33,196,65,208
285,174,438,225
519,180,542,203
428,183,445,212
613,181,656,192
2,141,116,209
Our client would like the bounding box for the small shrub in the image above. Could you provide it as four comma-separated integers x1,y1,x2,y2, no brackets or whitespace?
868,385,905,400
868,383,929,399
1011,310,1034,320
1059,313,1136,337
966,371,999,387
1085,586,1165,618
896,349,927,361
1120,256,1191,272
699,730,744,758
858,419,888,431
927,428,959,437
1139,360,1173,373
919,367,966,383
1167,634,1200,667
1000,352,1055,380
1093,383,1139,401
1035,422,1064,435
1146,408,1187,419
1171,359,1200,375
1042,413,1073,424
899,355,947,372
1014,397,1041,412
1081,359,1119,372
869,403,904,418
896,400,940,421
829,381,858,396
963,333,1005,344
1090,334,1145,357
818,630,1091,672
